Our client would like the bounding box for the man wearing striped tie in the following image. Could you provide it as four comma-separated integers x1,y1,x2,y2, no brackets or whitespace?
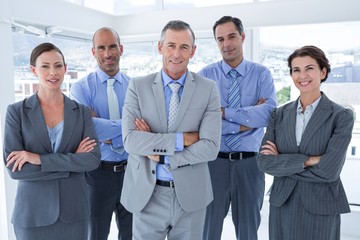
198,16,277,240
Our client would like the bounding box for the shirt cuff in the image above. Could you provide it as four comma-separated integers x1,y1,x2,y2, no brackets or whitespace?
164,155,170,164
175,133,184,151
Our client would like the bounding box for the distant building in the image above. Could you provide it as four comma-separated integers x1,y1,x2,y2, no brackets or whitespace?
327,64,360,83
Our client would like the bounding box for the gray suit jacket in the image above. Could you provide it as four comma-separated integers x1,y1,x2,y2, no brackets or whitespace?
3,94,101,228
121,71,221,213
257,93,353,215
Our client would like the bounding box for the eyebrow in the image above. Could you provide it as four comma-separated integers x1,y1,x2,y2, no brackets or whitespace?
216,32,237,40
39,61,63,65
293,64,316,69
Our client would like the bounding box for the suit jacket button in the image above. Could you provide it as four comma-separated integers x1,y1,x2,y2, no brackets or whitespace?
152,170,155,174
164,150,167,153
153,149,156,152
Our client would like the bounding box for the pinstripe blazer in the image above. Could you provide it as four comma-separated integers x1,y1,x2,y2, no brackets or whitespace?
3,94,101,228
257,93,353,215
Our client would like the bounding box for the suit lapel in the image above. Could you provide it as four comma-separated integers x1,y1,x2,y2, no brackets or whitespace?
57,96,78,153
152,72,168,133
282,101,299,152
299,94,332,151
171,72,196,131
25,94,52,153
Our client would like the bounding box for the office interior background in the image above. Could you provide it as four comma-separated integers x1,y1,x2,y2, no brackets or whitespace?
1,0,360,239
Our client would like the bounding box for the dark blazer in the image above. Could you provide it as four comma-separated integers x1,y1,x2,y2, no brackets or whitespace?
257,93,353,215
121,71,221,213
3,94,101,228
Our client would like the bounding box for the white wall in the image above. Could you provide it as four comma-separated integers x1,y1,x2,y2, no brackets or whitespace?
115,0,360,42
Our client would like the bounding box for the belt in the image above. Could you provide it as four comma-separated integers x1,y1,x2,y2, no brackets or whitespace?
218,152,257,161
100,160,127,172
156,180,175,188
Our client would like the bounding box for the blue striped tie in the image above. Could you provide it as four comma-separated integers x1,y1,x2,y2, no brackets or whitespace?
225,69,242,150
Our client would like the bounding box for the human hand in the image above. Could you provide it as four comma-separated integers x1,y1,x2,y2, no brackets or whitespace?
135,119,161,161
221,107,225,119
260,140,279,155
256,98,267,105
304,156,321,167
135,118,151,132
90,109,97,117
147,155,160,162
184,132,199,147
76,137,96,153
6,150,41,172
240,125,251,132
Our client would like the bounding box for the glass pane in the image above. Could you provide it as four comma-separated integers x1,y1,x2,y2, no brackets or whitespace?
13,32,93,101
122,41,161,77
259,21,360,205
189,37,221,72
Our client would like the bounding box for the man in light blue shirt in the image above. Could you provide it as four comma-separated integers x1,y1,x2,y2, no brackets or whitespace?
120,20,221,240
199,16,277,240
70,27,132,240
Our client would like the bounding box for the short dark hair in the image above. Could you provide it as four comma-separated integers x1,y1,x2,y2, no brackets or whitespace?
213,16,244,38
287,45,331,83
30,42,65,66
160,20,196,45
92,27,121,47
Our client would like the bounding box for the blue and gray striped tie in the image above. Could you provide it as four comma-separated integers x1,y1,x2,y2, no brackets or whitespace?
225,69,242,150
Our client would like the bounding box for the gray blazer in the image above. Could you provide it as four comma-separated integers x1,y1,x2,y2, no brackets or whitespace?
257,93,353,215
121,71,221,213
3,94,101,228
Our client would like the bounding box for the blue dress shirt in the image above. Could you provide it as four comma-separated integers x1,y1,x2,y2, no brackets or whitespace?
70,68,129,162
199,59,277,152
156,70,186,181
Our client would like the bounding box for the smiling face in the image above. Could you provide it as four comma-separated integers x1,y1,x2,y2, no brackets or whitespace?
92,29,123,77
158,29,196,80
214,21,245,68
290,56,327,96
30,50,67,91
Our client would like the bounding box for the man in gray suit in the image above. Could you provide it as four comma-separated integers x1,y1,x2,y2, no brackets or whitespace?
121,20,222,240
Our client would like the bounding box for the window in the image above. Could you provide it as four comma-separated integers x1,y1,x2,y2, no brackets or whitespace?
12,32,93,101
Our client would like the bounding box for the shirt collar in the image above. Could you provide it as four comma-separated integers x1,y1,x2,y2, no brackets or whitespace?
96,67,123,84
161,69,186,88
221,59,247,77
296,95,322,114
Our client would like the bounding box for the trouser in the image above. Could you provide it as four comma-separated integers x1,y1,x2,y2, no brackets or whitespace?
203,155,265,240
133,185,207,240
86,164,132,240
